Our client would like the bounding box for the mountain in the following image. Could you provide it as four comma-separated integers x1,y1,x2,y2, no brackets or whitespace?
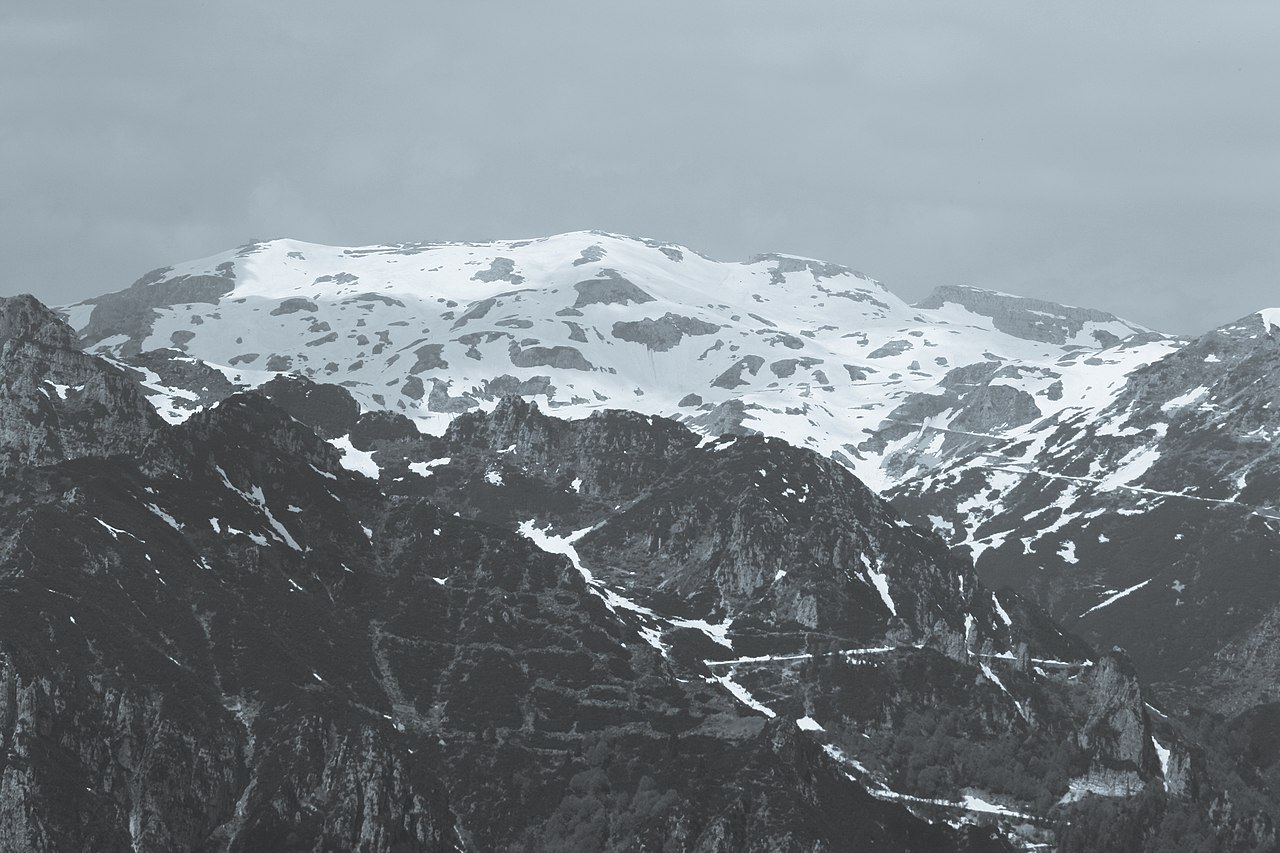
17,228,1280,848
8,293,1276,851
891,309,1280,710
6,296,1027,851
59,232,1175,493
59,232,1280,716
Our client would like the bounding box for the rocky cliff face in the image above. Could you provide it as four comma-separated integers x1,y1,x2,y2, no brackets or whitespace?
0,295,161,473
890,311,1280,706
273,381,1226,845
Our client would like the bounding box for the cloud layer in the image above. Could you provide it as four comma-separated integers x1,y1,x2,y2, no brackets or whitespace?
3,2,1277,333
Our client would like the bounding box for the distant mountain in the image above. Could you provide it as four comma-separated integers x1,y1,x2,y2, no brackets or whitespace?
15,229,1280,848
59,232,1174,492
59,232,1280,716
6,294,1271,851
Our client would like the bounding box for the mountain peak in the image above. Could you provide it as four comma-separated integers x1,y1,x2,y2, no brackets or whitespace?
0,293,81,351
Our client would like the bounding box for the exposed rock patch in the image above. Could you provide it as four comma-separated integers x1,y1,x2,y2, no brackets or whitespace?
80,268,237,355
509,344,594,371
572,270,656,308
916,285,1143,346
712,355,766,389
471,257,524,285
270,297,319,316
409,343,448,374
611,313,720,352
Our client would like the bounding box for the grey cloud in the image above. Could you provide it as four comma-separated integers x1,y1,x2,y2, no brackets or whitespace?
2,1,1277,335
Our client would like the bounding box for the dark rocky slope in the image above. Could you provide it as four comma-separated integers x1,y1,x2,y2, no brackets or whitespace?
891,311,1280,711
1,294,1276,851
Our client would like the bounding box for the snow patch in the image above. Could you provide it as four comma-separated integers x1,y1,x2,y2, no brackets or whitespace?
408,457,451,477
859,554,896,616
329,435,380,479
1153,736,1172,791
992,594,1012,627
1080,578,1152,618
1259,308,1280,333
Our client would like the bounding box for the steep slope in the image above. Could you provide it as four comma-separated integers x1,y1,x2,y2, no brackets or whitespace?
60,232,1175,491
17,295,1269,845
268,379,1253,847
7,295,1280,850
891,309,1280,709
0,295,162,473
2,298,1038,851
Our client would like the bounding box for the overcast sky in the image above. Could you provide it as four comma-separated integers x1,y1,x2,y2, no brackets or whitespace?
3,2,1277,334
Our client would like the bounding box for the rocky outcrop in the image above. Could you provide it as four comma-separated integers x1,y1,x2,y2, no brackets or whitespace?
611,313,720,352
571,270,656,308
0,295,162,473
80,265,236,354
915,285,1145,345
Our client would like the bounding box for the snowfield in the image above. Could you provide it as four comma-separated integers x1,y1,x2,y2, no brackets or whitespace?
67,231,1177,490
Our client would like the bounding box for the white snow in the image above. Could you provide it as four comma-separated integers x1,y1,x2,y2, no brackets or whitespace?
979,661,1027,719
94,518,131,540
796,716,824,731
860,553,896,616
1153,735,1172,791
992,593,1012,627
518,519,735,656
483,468,504,486
707,672,776,718
1080,578,1152,618
64,231,1177,494
1259,308,1280,333
1098,445,1162,489
670,616,734,648
959,794,1034,819
408,457,451,477
1161,385,1210,413
144,503,183,532
329,435,380,479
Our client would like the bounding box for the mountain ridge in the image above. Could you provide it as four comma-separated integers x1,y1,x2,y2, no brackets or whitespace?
9,292,1263,851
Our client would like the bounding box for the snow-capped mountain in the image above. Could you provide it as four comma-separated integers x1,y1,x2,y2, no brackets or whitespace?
893,309,1280,708
60,231,1280,709
66,230,1280,689
3,295,1212,851
7,255,1280,849
61,231,1175,491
